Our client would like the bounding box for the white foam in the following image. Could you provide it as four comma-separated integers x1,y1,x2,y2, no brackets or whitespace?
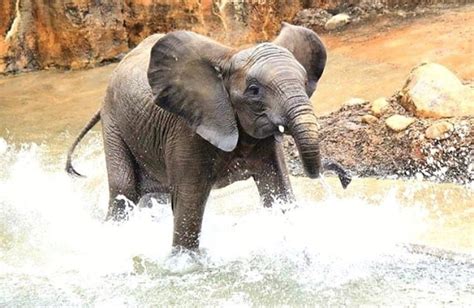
0,138,471,306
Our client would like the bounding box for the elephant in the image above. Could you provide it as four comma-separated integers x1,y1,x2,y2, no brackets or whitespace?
66,22,351,251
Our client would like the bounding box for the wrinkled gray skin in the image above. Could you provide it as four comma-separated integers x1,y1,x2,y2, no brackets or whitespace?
66,23,351,251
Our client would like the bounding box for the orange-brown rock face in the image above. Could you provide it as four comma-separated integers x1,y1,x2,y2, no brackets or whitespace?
0,0,463,73
0,0,16,72
1,0,130,72
0,0,302,73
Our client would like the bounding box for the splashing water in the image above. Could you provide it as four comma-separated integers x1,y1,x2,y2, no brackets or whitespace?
0,136,472,306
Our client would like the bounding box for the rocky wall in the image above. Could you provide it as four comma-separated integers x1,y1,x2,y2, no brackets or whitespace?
0,0,301,73
0,0,469,74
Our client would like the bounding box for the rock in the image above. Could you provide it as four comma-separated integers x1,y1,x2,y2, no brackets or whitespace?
425,121,454,140
344,97,368,107
370,97,389,117
344,121,362,131
0,1,301,73
347,6,365,17
385,115,415,132
358,0,384,15
396,10,407,18
400,62,474,118
324,14,351,30
361,114,378,124
293,8,332,30
1,0,129,73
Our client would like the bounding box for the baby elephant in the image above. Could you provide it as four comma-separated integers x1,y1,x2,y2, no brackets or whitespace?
66,23,351,251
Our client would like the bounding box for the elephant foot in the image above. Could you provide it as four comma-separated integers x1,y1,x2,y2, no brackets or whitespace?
106,195,136,221
164,247,205,273
170,245,201,256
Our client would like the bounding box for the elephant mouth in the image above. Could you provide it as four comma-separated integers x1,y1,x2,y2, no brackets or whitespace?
238,111,288,141
273,124,288,143
248,117,277,139
259,121,289,142
274,131,284,143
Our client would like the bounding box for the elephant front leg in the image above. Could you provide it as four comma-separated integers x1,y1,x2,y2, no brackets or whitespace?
171,184,212,251
252,140,295,208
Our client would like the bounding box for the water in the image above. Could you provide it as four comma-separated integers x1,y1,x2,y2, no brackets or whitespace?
0,135,473,306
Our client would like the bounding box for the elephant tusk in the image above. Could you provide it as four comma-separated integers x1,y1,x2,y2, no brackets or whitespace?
278,125,285,133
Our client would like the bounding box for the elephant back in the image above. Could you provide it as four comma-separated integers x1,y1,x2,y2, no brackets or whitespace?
104,34,165,115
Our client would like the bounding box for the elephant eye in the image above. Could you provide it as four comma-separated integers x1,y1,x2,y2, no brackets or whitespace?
246,84,260,96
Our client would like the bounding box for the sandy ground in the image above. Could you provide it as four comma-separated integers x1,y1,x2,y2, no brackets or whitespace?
312,5,474,114
1,6,473,143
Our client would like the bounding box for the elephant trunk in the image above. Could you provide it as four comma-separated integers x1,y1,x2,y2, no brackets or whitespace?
286,98,321,179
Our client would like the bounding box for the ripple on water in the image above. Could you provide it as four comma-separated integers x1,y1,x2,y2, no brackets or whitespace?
0,137,473,306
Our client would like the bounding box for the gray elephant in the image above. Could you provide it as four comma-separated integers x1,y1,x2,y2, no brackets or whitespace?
66,23,351,250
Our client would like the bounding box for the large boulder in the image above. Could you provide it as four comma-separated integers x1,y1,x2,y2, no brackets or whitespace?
400,63,474,119
324,13,350,30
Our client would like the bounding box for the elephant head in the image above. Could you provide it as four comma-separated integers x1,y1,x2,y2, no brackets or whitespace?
147,23,327,178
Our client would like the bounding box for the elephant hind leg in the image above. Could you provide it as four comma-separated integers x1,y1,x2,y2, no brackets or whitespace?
103,127,139,221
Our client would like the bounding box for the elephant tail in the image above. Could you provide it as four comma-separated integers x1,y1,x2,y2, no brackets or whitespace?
66,110,101,177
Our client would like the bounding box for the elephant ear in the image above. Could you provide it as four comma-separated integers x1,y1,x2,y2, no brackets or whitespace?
273,22,327,97
148,31,238,152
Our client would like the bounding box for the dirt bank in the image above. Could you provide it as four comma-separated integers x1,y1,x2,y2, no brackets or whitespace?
285,96,473,184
